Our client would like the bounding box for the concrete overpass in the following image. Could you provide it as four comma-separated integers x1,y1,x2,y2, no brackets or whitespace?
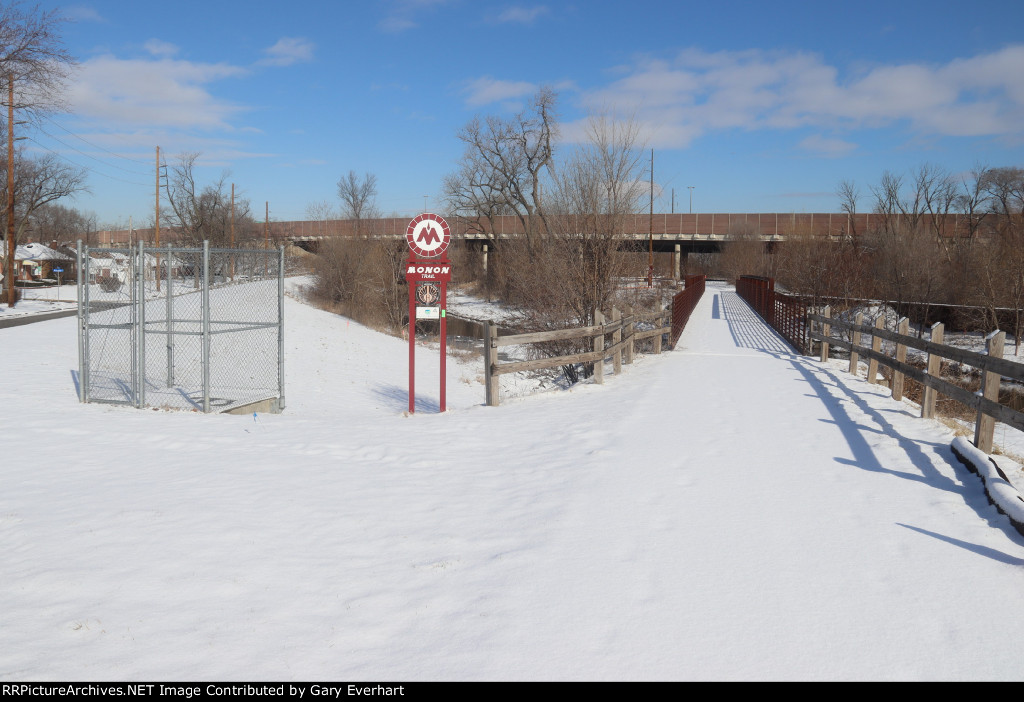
86,211,973,251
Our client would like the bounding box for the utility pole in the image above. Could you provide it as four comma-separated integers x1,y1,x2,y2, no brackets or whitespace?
648,148,654,288
6,75,14,307
688,186,694,214
264,201,269,277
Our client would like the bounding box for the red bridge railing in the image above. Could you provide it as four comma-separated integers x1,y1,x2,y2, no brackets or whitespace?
670,275,706,348
736,275,809,354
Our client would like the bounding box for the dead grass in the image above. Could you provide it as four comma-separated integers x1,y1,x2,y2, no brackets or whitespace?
869,359,1024,462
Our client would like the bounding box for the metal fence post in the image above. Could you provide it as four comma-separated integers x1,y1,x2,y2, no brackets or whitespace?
131,241,139,407
277,245,286,410
82,243,91,403
76,240,85,402
202,239,211,413
138,241,146,409
166,243,174,388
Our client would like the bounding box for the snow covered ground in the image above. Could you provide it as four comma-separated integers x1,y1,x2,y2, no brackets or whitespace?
2,281,1023,681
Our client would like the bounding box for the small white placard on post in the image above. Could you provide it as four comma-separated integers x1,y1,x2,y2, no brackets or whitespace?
416,306,440,320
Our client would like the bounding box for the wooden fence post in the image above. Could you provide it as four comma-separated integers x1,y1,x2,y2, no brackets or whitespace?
819,305,831,363
612,306,622,375
849,312,864,376
624,304,634,365
484,321,500,407
891,317,909,401
921,322,943,419
593,309,605,385
974,330,1005,454
867,315,884,384
653,311,663,354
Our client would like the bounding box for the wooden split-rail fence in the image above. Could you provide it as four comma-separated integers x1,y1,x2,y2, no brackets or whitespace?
482,276,705,406
809,308,1024,454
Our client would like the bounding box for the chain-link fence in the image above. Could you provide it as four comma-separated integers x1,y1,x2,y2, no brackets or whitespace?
77,241,285,413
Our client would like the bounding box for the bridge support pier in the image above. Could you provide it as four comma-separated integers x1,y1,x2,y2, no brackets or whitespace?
482,243,488,276
674,244,681,279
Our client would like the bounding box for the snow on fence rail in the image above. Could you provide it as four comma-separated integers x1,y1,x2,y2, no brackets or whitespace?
809,309,1024,454
482,276,706,406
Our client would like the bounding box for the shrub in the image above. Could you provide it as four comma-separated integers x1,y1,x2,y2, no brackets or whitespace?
97,274,122,292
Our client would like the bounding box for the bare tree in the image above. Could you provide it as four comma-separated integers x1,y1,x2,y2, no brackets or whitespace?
310,236,408,333
305,199,338,238
979,166,1024,351
719,220,773,283
0,150,86,242
0,3,74,119
981,166,1024,219
1,4,76,304
447,87,558,248
547,115,647,324
26,201,92,243
442,157,513,239
336,171,379,234
837,179,860,242
162,152,256,247
487,115,648,383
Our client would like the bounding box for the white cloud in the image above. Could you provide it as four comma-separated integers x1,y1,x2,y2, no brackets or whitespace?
63,6,106,23
462,77,537,107
798,134,857,157
495,6,549,24
578,46,1024,148
259,37,315,67
68,55,248,131
143,39,179,58
378,0,452,33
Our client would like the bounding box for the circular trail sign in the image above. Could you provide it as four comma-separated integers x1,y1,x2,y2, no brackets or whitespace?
406,213,451,258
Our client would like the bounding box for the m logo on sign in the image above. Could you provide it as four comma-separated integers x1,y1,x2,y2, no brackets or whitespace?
417,227,441,247
406,213,451,258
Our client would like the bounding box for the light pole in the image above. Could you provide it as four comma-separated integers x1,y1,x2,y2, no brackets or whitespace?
688,186,695,214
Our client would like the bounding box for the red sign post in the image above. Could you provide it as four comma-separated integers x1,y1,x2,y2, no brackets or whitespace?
405,213,452,413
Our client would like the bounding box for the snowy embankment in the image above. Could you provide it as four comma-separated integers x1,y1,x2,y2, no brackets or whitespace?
2,281,1024,681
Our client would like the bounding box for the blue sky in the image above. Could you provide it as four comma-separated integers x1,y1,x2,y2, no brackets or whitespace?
26,0,1024,226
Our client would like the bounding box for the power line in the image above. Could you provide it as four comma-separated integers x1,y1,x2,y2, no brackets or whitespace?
25,135,150,187
31,127,151,177
40,116,153,167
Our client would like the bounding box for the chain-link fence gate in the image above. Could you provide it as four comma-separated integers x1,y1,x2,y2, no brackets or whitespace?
77,241,285,413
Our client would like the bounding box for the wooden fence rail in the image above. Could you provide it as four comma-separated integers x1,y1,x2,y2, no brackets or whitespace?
809,310,1024,453
483,276,706,406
